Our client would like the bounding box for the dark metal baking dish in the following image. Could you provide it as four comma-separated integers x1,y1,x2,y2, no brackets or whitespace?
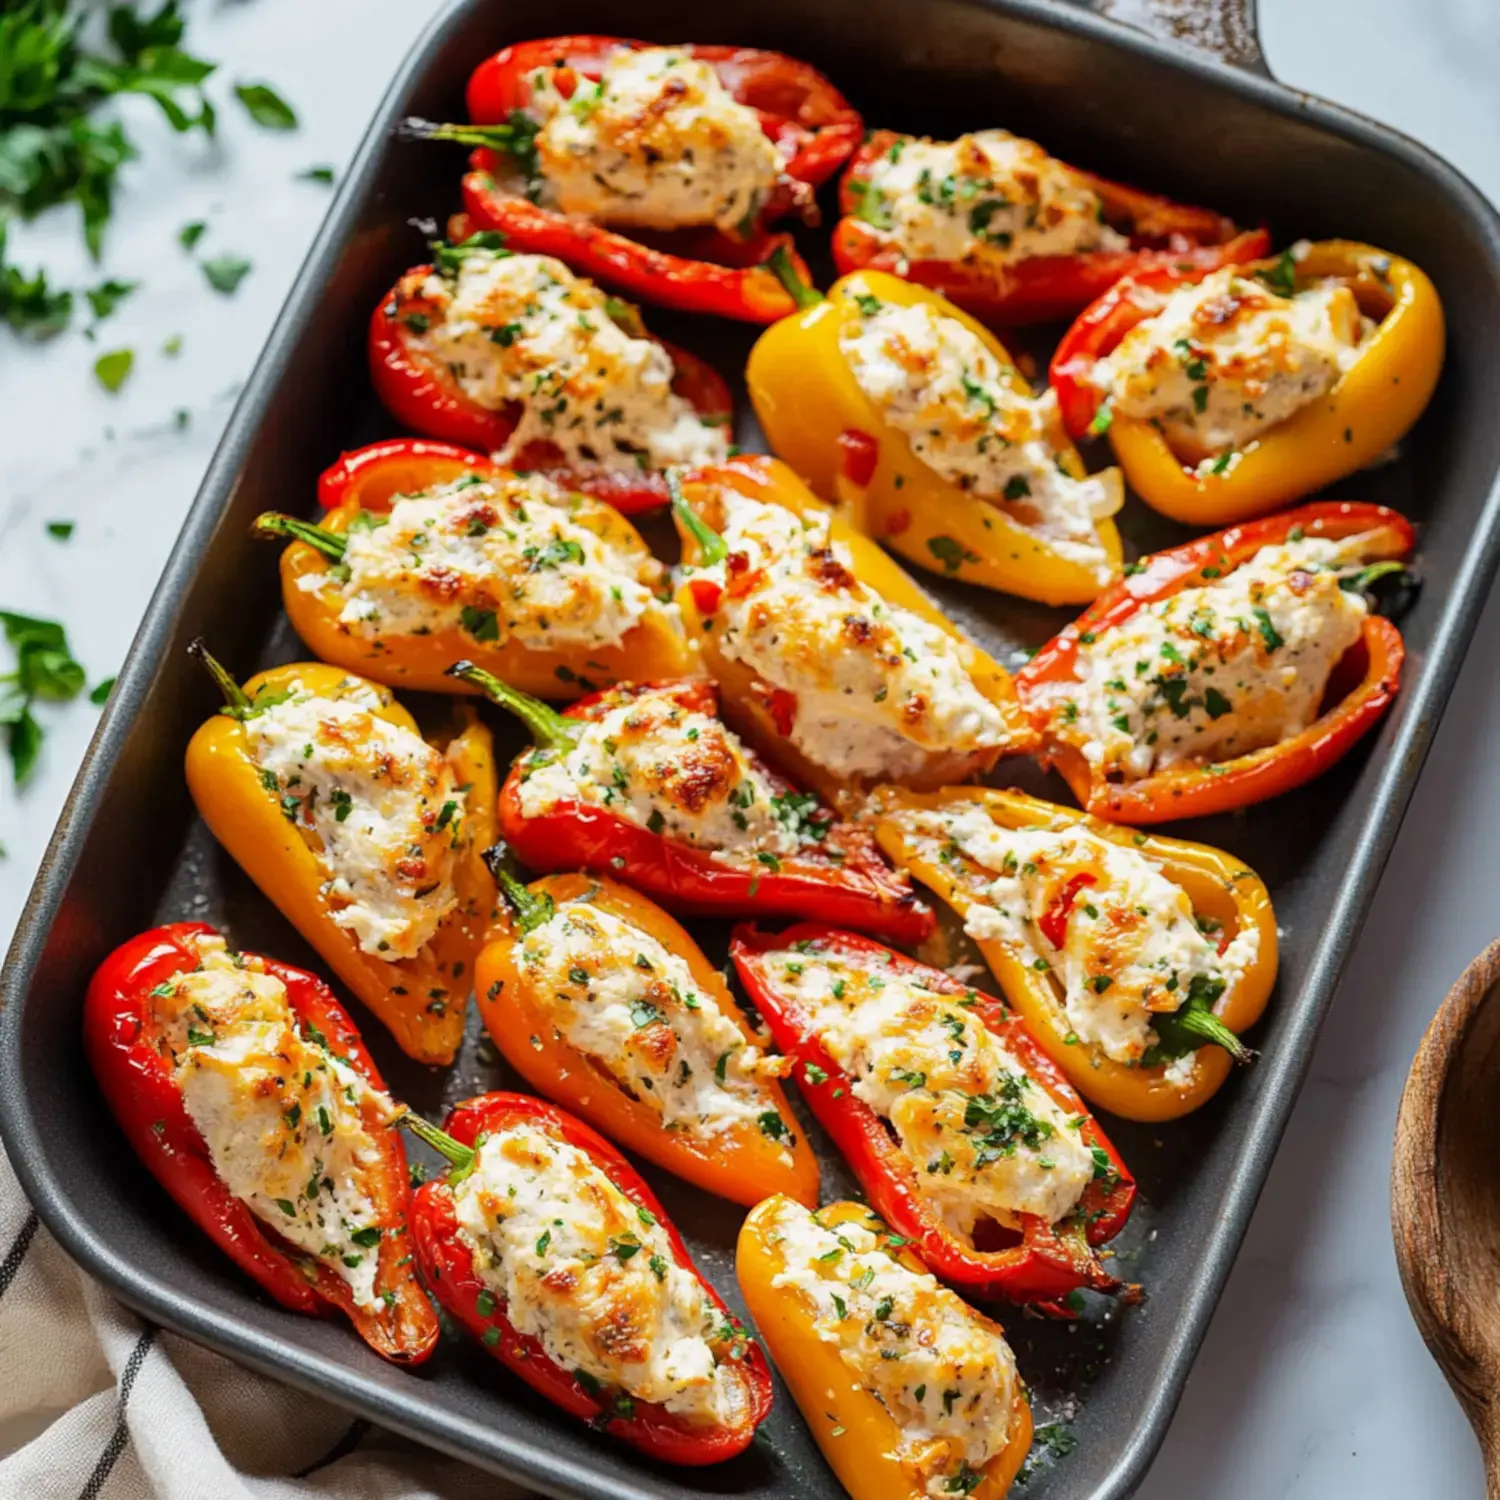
5,1,1500,1496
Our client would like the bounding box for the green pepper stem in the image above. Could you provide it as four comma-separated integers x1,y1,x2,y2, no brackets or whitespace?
483,843,557,933
667,469,729,567
252,512,348,562
766,243,824,311
1344,559,1411,602
397,1110,477,1176
1176,1006,1253,1065
400,116,524,152
446,661,581,753
187,639,252,719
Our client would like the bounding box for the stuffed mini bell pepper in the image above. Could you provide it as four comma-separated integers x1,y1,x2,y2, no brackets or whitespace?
732,922,1134,1301
834,126,1262,326
184,647,498,1064
1050,240,1445,525
405,35,860,323
451,664,934,946
474,866,818,1207
402,1092,774,1463
746,271,1126,606
670,456,1036,803
370,234,733,511
255,437,691,700
85,922,439,1362
1014,501,1415,824
869,787,1279,1121
739,1197,1033,1500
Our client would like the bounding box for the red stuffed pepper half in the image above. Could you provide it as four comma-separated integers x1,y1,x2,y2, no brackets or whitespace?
833,126,1265,326
404,1092,774,1464
408,34,860,322
454,664,935,945
84,922,438,1363
1016,501,1416,824
731,923,1136,1305
370,234,732,513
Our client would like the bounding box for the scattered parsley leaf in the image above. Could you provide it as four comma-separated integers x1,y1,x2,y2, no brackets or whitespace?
93,347,134,392
89,676,116,705
234,82,298,131
295,163,335,185
201,254,251,295
178,220,207,250
85,278,136,323
45,521,73,541
0,255,74,339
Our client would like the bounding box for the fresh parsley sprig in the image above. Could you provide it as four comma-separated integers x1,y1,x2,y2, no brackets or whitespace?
0,1,218,274
0,610,98,783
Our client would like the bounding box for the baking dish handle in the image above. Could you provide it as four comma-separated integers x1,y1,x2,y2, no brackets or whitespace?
1070,0,1270,77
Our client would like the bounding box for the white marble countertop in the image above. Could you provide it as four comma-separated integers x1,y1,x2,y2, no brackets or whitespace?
1,0,1495,1493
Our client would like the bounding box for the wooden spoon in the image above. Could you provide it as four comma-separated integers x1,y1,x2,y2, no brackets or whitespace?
1392,936,1500,1498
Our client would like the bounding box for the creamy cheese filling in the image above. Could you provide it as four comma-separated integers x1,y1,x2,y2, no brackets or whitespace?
155,934,398,1309
412,250,729,475
515,685,805,864
764,1198,1019,1499
695,489,1013,781
528,47,782,234
759,940,1091,1232
313,472,659,649
887,802,1259,1065
1095,264,1368,456
516,897,789,1142
854,130,1128,270
1029,534,1370,780
451,1123,746,1426
839,297,1121,580
243,680,464,959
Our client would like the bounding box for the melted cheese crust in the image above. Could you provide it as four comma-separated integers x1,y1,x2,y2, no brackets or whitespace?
856,130,1128,270
516,897,789,1141
413,251,729,475
515,685,803,864
764,1198,1019,1498
244,681,465,959
316,472,660,649
697,488,1013,780
451,1123,745,1425
886,803,1258,1065
1097,266,1367,456
761,941,1091,1231
156,934,397,1308
1030,534,1369,780
839,297,1121,580
529,48,781,234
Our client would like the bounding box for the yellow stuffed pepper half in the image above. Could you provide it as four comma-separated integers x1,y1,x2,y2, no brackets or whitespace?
738,1196,1033,1500
1050,239,1444,525
184,648,498,1064
870,785,1278,1122
258,440,691,700
746,270,1124,605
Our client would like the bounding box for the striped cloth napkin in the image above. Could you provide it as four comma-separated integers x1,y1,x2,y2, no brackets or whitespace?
0,1150,522,1498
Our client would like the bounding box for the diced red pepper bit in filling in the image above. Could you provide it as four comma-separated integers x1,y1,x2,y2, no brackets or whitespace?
837,427,880,488
725,551,763,599
689,577,724,615
765,687,798,737
1038,871,1098,951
